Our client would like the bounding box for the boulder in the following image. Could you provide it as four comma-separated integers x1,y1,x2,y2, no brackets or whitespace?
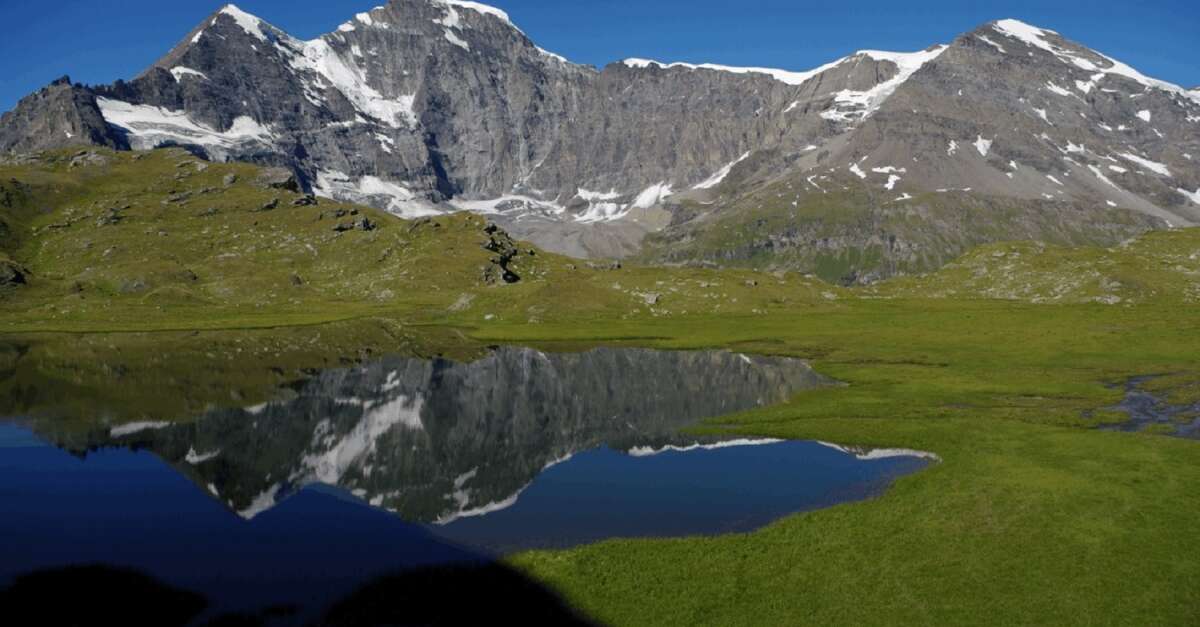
254,167,299,192
0,259,27,287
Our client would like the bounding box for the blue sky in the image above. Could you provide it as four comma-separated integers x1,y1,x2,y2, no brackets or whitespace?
2,0,1197,113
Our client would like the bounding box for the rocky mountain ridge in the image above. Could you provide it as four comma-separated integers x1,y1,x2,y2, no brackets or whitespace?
1,2,1197,279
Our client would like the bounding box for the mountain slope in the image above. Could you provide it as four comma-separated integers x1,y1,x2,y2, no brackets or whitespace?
1,2,1197,280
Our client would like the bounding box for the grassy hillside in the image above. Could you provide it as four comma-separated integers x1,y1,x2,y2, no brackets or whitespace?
638,169,1162,284
0,148,844,332
871,229,1200,303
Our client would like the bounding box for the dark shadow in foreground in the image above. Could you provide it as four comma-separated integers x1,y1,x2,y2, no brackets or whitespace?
0,563,599,627
0,565,207,627
314,563,599,627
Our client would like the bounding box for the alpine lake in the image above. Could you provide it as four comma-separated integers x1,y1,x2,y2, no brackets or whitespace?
0,341,933,625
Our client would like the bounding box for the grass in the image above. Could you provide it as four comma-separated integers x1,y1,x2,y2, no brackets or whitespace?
637,171,1160,283
484,303,1200,626
2,149,1200,624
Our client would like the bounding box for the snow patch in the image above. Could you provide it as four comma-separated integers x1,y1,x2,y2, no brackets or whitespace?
444,30,470,50
375,133,395,153
1045,81,1072,97
695,151,751,189
435,0,513,26
622,55,849,86
977,35,1006,54
627,438,785,457
169,66,208,82
1087,164,1119,189
536,47,569,64
1117,152,1171,177
575,188,628,223
1136,109,1151,123
110,421,172,437
314,171,439,219
973,136,992,157
849,163,867,179
97,98,276,157
186,447,221,465
633,182,673,208
451,195,567,219
218,4,269,41
817,441,941,462
238,484,281,520
299,394,425,486
1178,187,1200,205
279,37,418,128
822,46,949,123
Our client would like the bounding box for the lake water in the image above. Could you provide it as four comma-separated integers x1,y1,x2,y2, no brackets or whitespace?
0,347,932,624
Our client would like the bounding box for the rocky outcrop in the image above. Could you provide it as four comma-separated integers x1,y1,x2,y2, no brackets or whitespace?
0,258,27,287
255,167,299,192
0,77,128,155
480,222,524,284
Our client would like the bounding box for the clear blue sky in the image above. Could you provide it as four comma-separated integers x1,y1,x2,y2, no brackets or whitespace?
2,0,1197,113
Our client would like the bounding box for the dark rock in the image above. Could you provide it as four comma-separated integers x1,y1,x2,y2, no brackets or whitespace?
332,217,380,232
257,198,280,211
163,191,192,204
0,260,27,287
586,260,622,271
118,278,148,293
95,208,124,226
480,223,523,284
292,194,318,206
68,151,110,168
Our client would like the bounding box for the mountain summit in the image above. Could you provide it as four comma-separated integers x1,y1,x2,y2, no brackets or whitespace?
1,3,1197,280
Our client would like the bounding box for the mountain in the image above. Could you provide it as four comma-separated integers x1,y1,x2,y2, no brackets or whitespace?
2,2,1198,281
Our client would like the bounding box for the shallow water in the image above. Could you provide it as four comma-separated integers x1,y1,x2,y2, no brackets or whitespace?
0,346,932,621
1100,376,1200,438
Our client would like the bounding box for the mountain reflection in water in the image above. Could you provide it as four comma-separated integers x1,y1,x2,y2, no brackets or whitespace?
101,347,831,523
